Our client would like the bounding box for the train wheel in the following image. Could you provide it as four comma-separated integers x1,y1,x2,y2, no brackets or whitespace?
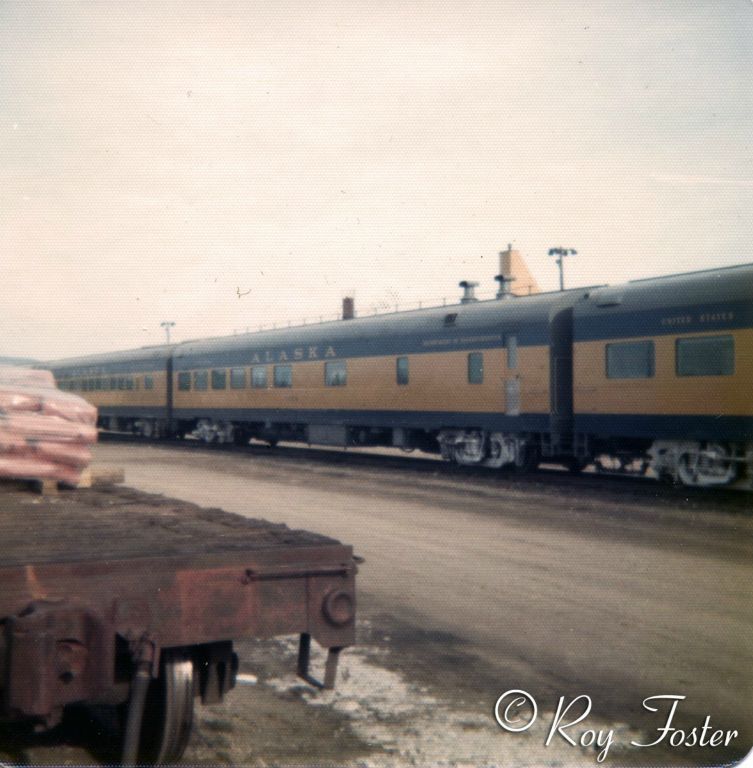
131,650,195,765
194,418,217,444
677,443,736,487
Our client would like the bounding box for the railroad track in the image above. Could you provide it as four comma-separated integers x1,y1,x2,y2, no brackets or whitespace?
98,432,752,514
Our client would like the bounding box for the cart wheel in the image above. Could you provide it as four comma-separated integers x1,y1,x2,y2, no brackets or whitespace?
137,650,195,764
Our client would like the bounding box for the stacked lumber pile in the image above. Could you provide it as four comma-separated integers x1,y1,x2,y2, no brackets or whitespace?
0,367,97,486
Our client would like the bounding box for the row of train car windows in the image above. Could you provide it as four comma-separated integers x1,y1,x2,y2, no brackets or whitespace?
175,356,488,391
59,375,155,392
606,335,735,379
55,336,733,393
58,354,482,393
176,358,412,391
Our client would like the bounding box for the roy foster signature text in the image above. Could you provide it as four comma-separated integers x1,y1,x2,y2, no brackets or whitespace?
494,691,739,763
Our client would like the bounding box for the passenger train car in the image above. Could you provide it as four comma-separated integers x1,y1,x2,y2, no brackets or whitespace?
46,263,753,488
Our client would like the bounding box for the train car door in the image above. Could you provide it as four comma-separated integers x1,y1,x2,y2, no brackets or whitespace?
504,334,520,416
549,307,574,435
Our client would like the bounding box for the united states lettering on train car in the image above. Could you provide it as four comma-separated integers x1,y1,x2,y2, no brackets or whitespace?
42,262,753,490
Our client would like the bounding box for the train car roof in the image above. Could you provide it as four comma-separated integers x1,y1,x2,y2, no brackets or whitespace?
42,344,174,371
574,261,753,341
173,288,582,361
577,261,753,314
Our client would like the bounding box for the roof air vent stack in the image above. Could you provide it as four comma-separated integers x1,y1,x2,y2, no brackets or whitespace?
459,280,479,304
495,273,516,299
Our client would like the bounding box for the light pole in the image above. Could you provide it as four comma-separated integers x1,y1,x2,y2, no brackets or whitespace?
548,247,577,291
160,321,175,344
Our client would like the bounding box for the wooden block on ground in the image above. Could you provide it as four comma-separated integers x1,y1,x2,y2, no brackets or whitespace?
74,468,93,489
90,466,126,486
60,466,126,490
31,478,59,496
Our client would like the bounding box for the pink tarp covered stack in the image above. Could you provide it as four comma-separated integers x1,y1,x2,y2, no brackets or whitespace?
0,366,98,486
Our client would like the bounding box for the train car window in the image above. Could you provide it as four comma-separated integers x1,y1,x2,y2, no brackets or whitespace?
468,352,484,384
194,370,209,391
606,341,655,378
230,367,246,389
118,377,127,390
178,372,191,391
274,365,292,388
507,335,518,370
251,366,268,388
144,375,154,390
110,377,117,390
396,356,409,385
126,377,134,390
676,335,734,376
211,369,227,390
325,361,347,386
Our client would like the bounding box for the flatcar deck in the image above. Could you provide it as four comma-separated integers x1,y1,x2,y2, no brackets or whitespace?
0,483,357,763
0,485,337,566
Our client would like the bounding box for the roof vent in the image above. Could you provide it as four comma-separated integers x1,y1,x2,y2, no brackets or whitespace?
459,280,479,304
595,289,624,308
495,274,516,300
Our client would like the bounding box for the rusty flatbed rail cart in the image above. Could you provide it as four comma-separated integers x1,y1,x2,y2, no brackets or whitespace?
0,485,357,764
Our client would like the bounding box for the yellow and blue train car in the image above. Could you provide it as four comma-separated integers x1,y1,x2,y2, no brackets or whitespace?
170,292,567,468
572,263,753,486
47,346,172,437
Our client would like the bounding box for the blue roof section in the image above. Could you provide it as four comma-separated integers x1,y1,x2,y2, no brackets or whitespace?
172,290,576,369
574,262,753,341
43,345,174,375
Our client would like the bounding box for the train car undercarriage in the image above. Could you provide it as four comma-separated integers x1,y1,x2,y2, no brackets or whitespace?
100,413,752,490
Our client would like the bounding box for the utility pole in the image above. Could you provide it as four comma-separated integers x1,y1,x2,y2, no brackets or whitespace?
160,321,175,344
548,247,577,291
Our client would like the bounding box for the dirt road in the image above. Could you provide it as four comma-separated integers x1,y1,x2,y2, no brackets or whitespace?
18,442,752,766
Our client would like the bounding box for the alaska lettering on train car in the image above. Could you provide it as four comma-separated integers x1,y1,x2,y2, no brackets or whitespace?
249,346,337,364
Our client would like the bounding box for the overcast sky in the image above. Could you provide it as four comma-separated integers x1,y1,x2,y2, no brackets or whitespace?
1,0,752,359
